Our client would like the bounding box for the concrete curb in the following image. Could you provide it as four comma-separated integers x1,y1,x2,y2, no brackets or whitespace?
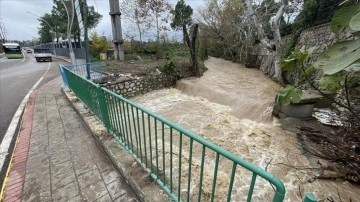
61,87,170,202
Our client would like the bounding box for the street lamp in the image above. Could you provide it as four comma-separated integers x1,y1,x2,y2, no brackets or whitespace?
26,11,57,56
24,26,38,47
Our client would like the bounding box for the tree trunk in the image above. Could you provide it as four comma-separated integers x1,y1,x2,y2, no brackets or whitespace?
183,24,200,76
244,0,287,84
272,1,286,83
156,13,160,42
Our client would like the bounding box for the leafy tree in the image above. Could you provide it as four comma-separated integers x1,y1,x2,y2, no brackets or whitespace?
38,13,55,43
171,0,201,76
170,0,192,31
38,0,102,45
90,32,109,60
197,0,245,61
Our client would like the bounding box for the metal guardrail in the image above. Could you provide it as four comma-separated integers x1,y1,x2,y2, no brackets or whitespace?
59,63,102,87
62,66,290,202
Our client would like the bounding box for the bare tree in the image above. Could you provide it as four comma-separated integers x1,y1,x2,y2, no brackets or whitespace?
143,0,172,42
244,0,288,83
197,0,246,61
121,0,152,44
0,18,8,43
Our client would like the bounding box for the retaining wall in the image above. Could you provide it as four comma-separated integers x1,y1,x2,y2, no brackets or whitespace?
101,74,176,98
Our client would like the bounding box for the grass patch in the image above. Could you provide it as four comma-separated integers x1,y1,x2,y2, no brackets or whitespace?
6,54,24,59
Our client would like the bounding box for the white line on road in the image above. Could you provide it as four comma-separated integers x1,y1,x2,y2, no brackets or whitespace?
0,61,51,172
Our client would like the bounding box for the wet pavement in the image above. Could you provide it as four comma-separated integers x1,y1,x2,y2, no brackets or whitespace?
2,77,139,202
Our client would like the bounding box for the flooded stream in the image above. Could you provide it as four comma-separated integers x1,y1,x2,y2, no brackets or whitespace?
131,57,360,201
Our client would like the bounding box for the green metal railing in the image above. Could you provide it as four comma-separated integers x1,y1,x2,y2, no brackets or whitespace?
64,67,287,201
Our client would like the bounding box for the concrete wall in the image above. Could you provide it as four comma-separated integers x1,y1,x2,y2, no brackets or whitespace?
295,23,354,62
254,23,354,78
101,74,176,98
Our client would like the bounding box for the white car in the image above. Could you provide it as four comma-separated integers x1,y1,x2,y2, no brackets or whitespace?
33,48,52,62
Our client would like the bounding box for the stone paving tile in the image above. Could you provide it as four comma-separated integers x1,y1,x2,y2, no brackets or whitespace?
49,141,68,152
50,160,73,177
77,169,103,189
3,77,140,202
62,118,83,129
47,126,65,136
96,157,113,173
26,154,49,171
31,113,47,130
113,196,138,202
52,181,79,202
29,130,48,145
67,195,84,202
71,150,93,162
22,181,51,202
81,180,108,202
50,152,72,165
51,169,76,189
68,143,89,154
73,159,98,176
89,145,107,163
47,122,65,133
101,168,121,185
95,193,113,202
106,180,127,200
28,142,48,156
25,169,50,187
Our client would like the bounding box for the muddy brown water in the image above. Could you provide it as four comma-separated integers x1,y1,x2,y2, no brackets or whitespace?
131,57,360,201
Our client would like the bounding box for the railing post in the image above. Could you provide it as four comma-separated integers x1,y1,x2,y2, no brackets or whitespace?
58,64,69,87
304,193,317,202
97,85,111,130
86,63,91,80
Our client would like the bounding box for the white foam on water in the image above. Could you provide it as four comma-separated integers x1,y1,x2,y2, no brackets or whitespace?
130,57,360,201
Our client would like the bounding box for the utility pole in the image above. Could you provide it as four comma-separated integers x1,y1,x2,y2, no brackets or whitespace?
82,0,91,79
109,0,124,60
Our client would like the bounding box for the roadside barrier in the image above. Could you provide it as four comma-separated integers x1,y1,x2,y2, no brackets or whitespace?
61,66,316,202
59,63,102,87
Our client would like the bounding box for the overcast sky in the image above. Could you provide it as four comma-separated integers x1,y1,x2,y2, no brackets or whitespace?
0,0,203,41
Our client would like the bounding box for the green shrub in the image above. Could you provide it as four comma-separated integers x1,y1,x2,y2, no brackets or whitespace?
143,42,158,54
124,53,141,60
161,59,179,76
90,32,110,60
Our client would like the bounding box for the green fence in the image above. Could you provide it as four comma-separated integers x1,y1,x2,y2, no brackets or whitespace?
64,67,289,201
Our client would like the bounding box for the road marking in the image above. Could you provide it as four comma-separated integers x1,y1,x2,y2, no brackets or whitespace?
0,61,51,177
0,52,26,70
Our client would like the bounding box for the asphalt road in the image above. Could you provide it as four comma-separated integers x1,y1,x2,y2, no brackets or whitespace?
0,52,68,143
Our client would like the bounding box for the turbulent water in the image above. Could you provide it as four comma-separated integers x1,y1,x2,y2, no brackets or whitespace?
131,57,360,201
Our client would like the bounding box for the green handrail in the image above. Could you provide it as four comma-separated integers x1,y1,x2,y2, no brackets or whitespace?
63,67,287,202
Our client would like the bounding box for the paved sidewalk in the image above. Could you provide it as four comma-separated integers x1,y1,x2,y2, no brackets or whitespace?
2,77,139,202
